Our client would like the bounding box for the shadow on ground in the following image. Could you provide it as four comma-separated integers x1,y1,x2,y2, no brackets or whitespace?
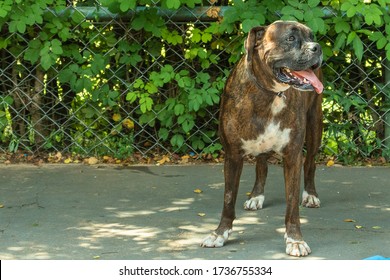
0,164,389,259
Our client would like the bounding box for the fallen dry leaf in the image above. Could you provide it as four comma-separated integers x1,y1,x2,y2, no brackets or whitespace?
48,152,62,163
372,226,382,229
344,218,356,223
157,155,170,165
64,158,72,164
86,157,98,165
197,213,206,217
326,159,335,167
0,204,4,208
180,155,190,164
193,188,203,194
55,152,62,162
355,225,363,229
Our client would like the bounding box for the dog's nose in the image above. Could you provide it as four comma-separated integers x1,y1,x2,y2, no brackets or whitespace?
306,42,321,54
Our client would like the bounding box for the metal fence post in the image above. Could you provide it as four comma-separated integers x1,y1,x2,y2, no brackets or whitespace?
385,60,390,158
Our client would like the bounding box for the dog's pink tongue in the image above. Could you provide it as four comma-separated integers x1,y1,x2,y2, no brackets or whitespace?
292,69,323,93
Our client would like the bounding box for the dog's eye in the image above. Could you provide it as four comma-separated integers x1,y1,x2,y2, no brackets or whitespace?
288,36,295,42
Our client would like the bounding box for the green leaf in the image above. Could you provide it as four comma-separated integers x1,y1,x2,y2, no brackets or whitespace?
281,5,296,16
201,60,210,69
346,5,357,18
158,128,169,141
188,93,202,112
192,138,205,150
51,39,63,55
196,72,210,83
377,37,387,49
0,0,12,18
140,96,153,113
347,31,356,45
24,43,42,64
308,17,325,33
181,118,195,133
174,103,185,116
75,77,92,92
282,5,304,21
386,43,390,60
58,68,75,83
170,134,185,148
126,91,138,103
365,13,374,25
191,29,201,43
335,20,350,33
108,90,119,99
197,49,207,59
3,95,13,105
334,33,346,51
378,0,387,7
120,0,136,12
131,15,146,31
304,10,314,22
242,19,260,33
201,32,212,43
91,54,105,74
340,1,352,12
166,0,181,9
287,0,300,8
177,76,193,88
16,20,26,33
308,0,320,8
133,79,144,89
352,36,363,61
71,10,84,24
40,53,53,70
82,107,96,119
145,82,158,94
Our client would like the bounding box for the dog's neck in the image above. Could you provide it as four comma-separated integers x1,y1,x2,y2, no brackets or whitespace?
247,59,287,99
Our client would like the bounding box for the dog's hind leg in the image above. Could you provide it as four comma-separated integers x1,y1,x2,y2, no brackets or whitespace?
201,152,243,247
302,95,322,208
244,154,268,210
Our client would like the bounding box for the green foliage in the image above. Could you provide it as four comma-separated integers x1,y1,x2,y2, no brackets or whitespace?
0,0,389,162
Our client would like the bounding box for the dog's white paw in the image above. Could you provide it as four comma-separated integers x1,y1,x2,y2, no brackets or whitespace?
302,191,320,208
200,229,232,248
244,194,265,210
284,234,311,257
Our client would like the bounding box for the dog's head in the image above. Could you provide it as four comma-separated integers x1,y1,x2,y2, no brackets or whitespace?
245,21,323,93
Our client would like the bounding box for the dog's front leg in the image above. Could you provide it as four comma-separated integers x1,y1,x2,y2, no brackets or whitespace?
201,153,243,248
283,153,311,257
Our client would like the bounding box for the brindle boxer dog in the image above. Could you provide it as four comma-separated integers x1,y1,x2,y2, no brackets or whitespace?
201,21,323,257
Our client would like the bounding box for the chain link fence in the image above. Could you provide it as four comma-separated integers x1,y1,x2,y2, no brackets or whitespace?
0,1,389,163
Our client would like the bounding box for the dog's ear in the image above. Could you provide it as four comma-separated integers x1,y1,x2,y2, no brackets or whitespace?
245,26,267,61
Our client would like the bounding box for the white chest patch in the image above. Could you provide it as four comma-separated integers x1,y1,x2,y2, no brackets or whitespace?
271,96,287,116
241,122,291,156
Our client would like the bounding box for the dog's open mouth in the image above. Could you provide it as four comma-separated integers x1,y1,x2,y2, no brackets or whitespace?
276,65,323,93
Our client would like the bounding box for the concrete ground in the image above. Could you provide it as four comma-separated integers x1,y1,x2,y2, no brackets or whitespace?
0,163,389,260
